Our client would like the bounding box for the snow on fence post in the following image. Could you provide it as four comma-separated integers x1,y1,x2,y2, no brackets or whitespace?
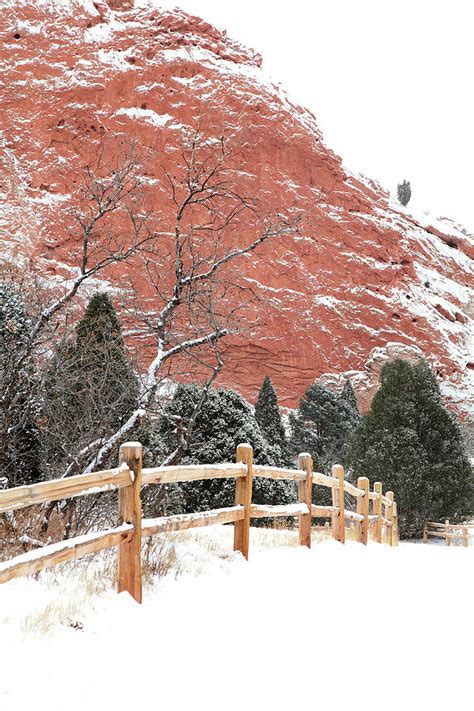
386,491,394,547
332,465,345,544
356,477,369,545
298,453,313,548
374,482,383,544
445,519,450,547
233,443,253,560
118,442,143,603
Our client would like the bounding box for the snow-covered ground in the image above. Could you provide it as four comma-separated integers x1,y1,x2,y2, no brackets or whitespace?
1,526,472,710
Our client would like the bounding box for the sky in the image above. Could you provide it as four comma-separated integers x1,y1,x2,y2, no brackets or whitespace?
153,0,474,231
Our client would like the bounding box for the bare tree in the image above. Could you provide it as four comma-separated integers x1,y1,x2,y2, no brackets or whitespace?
1,132,302,547
78,132,301,475
1,147,153,456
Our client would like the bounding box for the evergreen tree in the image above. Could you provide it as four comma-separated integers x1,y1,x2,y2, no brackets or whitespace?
146,384,295,515
0,281,42,486
255,376,289,466
347,359,473,537
339,379,360,417
289,382,360,508
289,383,359,475
74,293,139,420
397,179,412,206
44,293,139,475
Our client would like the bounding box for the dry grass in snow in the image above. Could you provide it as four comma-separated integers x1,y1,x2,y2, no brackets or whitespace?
0,525,472,710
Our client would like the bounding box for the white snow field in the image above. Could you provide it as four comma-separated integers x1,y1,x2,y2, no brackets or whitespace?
1,526,472,710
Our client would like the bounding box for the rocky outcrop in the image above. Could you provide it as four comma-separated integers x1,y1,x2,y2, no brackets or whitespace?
1,0,473,415
317,343,426,413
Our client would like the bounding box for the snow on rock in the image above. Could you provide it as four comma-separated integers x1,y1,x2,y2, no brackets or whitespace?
0,526,472,710
0,0,473,416
318,342,425,412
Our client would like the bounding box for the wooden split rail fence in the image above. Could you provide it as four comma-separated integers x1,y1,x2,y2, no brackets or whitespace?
0,442,399,603
423,519,474,547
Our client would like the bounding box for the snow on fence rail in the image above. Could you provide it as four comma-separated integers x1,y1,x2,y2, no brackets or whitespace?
0,442,399,602
423,519,474,547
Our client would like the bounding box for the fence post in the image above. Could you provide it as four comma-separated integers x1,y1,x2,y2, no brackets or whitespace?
332,465,345,544
298,453,313,548
374,482,383,544
233,443,253,560
445,519,450,547
423,523,427,544
386,491,394,546
118,442,143,603
356,477,369,545
331,479,338,541
463,524,468,548
392,502,399,546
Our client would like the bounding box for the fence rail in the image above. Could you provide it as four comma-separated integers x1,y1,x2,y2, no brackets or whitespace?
423,519,474,547
0,442,399,602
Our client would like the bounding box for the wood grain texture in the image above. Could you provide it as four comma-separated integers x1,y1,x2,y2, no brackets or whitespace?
118,442,143,603
344,481,365,498
311,505,338,518
0,525,133,584
344,509,364,522
298,453,313,548
0,465,131,513
233,444,253,560
253,465,307,482
250,503,309,518
386,492,394,546
332,465,345,544
142,506,244,535
142,463,247,485
356,477,369,545
373,482,383,544
313,471,338,488
392,502,399,546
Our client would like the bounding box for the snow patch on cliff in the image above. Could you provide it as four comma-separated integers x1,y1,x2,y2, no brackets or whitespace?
115,107,173,127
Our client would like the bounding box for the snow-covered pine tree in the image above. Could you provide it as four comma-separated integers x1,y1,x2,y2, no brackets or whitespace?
338,379,361,468
347,359,473,537
44,293,139,477
289,382,358,474
74,293,139,419
339,379,360,418
397,179,411,206
255,376,290,466
289,382,360,507
0,280,42,486
146,384,295,516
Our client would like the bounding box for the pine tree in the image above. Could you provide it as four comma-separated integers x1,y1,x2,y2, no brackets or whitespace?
147,384,295,515
74,293,139,421
289,382,360,509
339,379,360,418
0,281,42,486
338,379,361,468
255,376,289,466
397,179,412,206
347,359,473,537
44,293,139,475
289,383,358,474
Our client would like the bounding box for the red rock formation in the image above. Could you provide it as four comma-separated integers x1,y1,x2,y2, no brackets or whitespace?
1,0,473,415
